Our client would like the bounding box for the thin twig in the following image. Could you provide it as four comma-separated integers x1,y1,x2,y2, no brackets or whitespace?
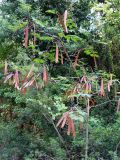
43,114,65,144
51,119,65,145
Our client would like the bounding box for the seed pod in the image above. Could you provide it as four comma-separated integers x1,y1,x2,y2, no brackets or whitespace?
72,50,81,69
67,117,71,135
4,73,14,83
117,98,120,113
100,79,105,96
58,10,68,33
61,53,64,64
64,10,68,33
71,119,76,138
55,44,59,63
24,26,29,48
14,70,20,90
26,64,34,79
33,24,36,45
43,65,48,84
4,61,8,75
56,111,76,138
80,76,87,83
108,74,113,92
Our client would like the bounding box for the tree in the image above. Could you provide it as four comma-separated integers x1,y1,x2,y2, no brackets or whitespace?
0,0,120,159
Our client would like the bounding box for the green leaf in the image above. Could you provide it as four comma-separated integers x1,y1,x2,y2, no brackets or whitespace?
45,10,56,14
36,34,53,41
33,58,45,64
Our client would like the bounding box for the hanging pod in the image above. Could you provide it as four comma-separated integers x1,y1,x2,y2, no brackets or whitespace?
58,10,68,33
99,79,105,97
55,44,59,63
4,61,8,75
56,111,76,138
43,65,48,84
24,26,29,48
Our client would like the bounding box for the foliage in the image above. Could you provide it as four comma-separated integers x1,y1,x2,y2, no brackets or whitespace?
0,0,120,159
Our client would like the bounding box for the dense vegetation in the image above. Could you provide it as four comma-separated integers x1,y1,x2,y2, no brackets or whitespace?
0,0,120,159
